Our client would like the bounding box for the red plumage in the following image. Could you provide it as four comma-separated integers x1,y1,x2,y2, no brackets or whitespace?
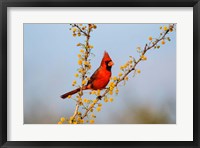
61,51,114,99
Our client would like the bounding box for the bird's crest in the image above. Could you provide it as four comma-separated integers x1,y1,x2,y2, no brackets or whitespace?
101,51,112,64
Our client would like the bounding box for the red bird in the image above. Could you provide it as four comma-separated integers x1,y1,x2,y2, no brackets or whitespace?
61,51,114,99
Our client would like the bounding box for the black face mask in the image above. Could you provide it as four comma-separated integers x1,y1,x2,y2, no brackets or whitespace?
105,60,112,71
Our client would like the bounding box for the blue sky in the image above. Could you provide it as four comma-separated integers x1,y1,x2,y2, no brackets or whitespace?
24,24,176,124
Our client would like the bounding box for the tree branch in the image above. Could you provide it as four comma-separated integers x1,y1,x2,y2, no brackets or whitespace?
70,24,93,123
81,24,175,120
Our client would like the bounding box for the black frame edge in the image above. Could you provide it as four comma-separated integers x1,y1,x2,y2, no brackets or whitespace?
0,0,2,146
0,0,198,7
194,1,200,147
0,0,200,148
1,1,7,147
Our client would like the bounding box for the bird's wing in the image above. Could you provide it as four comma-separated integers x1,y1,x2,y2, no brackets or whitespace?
87,67,101,85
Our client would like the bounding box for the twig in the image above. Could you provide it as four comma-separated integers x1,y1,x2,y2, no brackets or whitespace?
71,104,79,119
72,24,88,37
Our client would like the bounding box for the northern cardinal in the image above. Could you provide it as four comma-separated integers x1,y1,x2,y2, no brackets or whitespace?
61,51,114,99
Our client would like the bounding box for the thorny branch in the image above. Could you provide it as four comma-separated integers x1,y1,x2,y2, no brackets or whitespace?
70,24,93,121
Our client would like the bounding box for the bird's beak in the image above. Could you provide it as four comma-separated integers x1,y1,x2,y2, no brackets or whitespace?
108,61,114,66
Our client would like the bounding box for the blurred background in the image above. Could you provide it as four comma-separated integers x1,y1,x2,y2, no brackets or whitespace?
24,24,176,124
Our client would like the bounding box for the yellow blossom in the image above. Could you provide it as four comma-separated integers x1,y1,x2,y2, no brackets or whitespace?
82,79,86,85
78,119,84,124
78,60,82,65
129,60,133,64
70,116,74,121
163,26,168,31
80,49,84,53
161,40,165,45
96,107,101,112
109,98,114,102
125,62,129,68
112,76,117,81
148,36,153,41
73,34,76,37
72,80,76,86
93,25,97,29
98,103,102,107
84,61,90,66
91,114,95,118
60,117,65,122
104,98,108,103
80,119,84,124
67,95,71,99
72,27,77,32
93,99,98,104
115,89,119,94
89,45,94,49
109,90,113,95
137,47,141,50
58,121,62,124
79,24,82,26
77,54,81,58
109,82,115,91
120,66,124,70
125,76,128,81
77,43,81,46
169,25,173,32
118,73,123,77
90,90,96,95
87,64,92,70
78,68,85,74
109,82,115,87
74,73,79,77
90,119,95,124
89,103,94,108
97,89,101,96
78,33,81,36
83,98,88,103
109,86,114,91
78,97,82,102
141,55,147,61
137,69,141,74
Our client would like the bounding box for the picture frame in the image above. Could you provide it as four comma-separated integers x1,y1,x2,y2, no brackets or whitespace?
0,0,199,147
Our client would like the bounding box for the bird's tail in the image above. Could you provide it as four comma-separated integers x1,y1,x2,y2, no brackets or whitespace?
61,86,87,99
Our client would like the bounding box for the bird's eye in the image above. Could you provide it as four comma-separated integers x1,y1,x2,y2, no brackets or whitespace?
108,61,114,66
